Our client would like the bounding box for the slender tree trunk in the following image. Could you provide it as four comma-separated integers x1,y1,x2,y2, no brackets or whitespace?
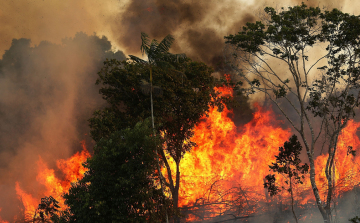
289,176,298,223
307,151,329,222
299,128,329,223
174,161,181,223
150,67,170,223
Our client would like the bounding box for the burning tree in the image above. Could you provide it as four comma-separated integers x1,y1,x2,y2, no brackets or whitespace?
225,3,360,222
88,33,224,222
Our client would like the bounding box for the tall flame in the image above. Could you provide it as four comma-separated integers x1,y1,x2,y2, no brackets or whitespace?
312,120,360,201
172,84,360,221
2,84,360,221
15,141,90,219
170,86,291,220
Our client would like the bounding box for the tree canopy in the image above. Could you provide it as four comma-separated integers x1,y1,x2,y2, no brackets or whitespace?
225,3,360,222
264,135,309,223
64,120,170,223
87,33,224,222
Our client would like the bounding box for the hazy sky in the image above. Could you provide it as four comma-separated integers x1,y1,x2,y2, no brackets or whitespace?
1,0,357,61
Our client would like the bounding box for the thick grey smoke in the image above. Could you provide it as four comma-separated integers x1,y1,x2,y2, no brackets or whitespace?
0,33,125,221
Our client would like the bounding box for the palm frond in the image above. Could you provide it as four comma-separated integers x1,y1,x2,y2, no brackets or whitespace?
148,39,160,64
135,33,186,67
129,55,148,64
161,53,187,64
140,32,150,56
155,60,173,70
157,34,175,54
173,53,187,63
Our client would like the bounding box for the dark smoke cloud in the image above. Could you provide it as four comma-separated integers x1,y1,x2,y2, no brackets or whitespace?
112,0,257,68
112,0,259,126
0,32,125,221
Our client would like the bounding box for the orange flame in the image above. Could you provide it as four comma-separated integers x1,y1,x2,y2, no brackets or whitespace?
4,82,360,221
0,209,9,223
15,141,90,219
173,84,360,220
173,85,291,219
312,120,360,200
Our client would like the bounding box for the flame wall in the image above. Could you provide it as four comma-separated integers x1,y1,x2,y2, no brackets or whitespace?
169,87,360,221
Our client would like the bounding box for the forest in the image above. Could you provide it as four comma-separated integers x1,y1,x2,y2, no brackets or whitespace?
1,1,360,223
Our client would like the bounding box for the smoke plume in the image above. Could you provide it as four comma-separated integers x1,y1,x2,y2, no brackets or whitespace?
0,32,125,220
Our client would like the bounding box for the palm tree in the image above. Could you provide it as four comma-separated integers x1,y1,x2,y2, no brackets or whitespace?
129,32,186,132
129,32,186,223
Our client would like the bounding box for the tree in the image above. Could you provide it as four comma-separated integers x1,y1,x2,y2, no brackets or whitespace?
128,33,186,223
89,33,222,222
264,135,309,223
128,32,186,134
225,3,360,222
64,120,171,223
28,196,61,223
349,216,360,223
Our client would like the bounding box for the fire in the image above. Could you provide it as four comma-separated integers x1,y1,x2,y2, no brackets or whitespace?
312,120,360,200
15,141,90,220
172,84,360,220
171,85,291,219
2,82,360,222
0,209,9,223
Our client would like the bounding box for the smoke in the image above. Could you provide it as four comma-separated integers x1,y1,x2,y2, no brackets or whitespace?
111,0,258,68
0,33,125,220
0,0,359,221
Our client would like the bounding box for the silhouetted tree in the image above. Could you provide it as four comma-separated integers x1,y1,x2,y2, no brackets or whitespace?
88,32,224,222
226,3,360,222
264,135,309,223
64,120,171,223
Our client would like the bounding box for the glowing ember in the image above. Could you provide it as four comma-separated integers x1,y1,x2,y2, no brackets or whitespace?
15,141,90,219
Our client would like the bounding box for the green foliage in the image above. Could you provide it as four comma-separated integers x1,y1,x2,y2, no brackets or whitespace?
264,135,309,195
129,32,187,67
31,196,61,223
225,3,320,54
350,216,360,223
64,120,171,223
90,54,219,162
226,4,360,221
225,3,360,122
87,33,224,222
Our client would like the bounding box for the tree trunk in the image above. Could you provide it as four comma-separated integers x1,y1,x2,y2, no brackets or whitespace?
150,67,170,223
289,174,298,223
308,156,330,222
173,161,181,223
